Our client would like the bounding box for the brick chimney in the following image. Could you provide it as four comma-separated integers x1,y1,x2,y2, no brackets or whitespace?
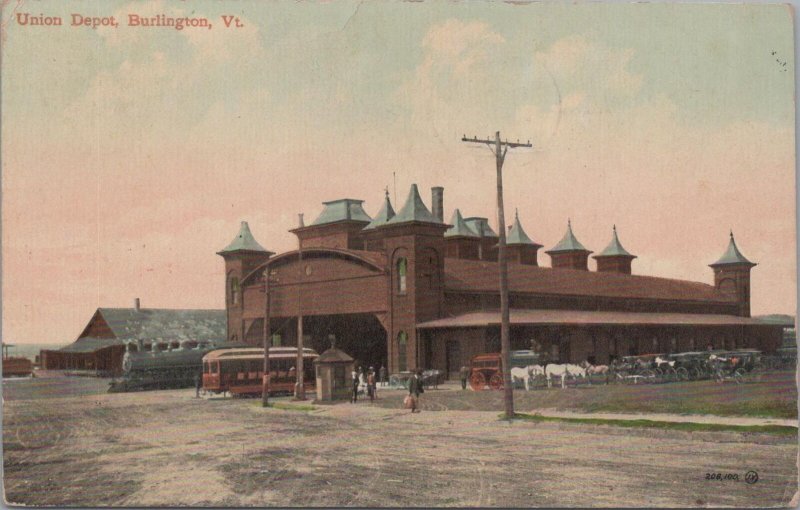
134,298,141,312
431,186,444,222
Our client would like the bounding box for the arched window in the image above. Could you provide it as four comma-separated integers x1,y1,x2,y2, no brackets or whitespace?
230,277,240,305
397,258,407,294
397,331,408,371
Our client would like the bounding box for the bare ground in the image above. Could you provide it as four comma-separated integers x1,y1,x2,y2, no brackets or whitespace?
3,377,798,507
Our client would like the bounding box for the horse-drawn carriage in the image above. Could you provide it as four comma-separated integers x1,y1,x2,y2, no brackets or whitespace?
469,353,505,390
612,354,661,383
706,349,760,383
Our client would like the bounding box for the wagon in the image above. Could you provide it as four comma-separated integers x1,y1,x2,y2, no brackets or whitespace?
667,351,718,380
469,353,504,391
612,354,660,383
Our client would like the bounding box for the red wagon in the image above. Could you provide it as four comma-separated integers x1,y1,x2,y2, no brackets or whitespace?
469,353,504,391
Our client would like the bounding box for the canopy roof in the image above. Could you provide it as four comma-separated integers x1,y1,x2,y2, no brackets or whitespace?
710,232,756,267
218,221,269,254
385,184,442,226
594,225,636,258
418,309,772,329
315,347,354,364
546,219,591,253
311,199,372,226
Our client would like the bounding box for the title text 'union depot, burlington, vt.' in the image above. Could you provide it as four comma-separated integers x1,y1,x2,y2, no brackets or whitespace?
13,13,246,30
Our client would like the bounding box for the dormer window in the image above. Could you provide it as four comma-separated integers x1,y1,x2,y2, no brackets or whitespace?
397,258,407,294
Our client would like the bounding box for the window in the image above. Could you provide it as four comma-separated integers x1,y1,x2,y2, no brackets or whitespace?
230,277,240,305
272,334,281,346
397,258,407,294
398,331,408,371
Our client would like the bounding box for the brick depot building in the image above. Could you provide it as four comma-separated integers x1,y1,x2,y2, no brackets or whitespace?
220,184,786,378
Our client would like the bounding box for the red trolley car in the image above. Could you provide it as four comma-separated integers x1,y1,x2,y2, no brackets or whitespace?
202,347,319,396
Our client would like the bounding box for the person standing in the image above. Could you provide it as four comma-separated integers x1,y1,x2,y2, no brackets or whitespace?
459,365,470,390
379,365,387,387
367,367,377,402
194,370,202,398
407,370,424,413
351,368,359,403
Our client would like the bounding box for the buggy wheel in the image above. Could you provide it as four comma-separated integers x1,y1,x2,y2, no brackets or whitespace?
675,367,689,381
640,369,656,381
470,372,486,391
489,372,504,390
734,368,746,384
664,367,677,382
689,368,702,381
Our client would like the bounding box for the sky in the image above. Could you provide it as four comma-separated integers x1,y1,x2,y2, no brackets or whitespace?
2,0,796,344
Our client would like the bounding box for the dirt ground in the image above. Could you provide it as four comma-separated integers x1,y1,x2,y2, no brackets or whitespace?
3,376,798,507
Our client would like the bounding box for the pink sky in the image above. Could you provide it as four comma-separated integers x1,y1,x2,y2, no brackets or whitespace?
2,1,795,344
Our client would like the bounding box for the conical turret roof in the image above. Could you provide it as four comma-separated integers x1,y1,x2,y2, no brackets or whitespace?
445,209,480,238
710,231,756,267
594,225,636,258
363,191,396,230
506,210,542,247
218,221,269,254
385,184,441,225
546,219,591,253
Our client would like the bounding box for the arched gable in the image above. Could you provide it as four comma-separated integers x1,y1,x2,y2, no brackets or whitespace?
241,248,386,287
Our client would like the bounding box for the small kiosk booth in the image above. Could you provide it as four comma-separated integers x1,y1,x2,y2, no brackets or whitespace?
313,345,354,402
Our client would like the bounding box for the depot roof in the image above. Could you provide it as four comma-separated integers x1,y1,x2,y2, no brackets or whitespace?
417,309,772,329
443,257,728,302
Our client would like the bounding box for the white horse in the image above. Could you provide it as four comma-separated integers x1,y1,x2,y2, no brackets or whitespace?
510,365,545,391
581,361,610,375
545,364,569,389
510,367,532,390
654,356,674,368
546,363,588,388
528,364,546,379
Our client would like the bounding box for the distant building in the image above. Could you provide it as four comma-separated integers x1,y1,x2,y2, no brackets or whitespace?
40,300,226,375
220,184,790,379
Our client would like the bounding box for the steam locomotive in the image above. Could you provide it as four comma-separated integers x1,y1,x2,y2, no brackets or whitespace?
108,339,246,392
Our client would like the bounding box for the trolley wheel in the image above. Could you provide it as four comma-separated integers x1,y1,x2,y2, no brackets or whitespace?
675,367,689,381
470,371,486,391
489,372,504,390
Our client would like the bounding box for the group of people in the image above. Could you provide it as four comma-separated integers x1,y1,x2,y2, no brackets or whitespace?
349,365,426,413
350,365,387,403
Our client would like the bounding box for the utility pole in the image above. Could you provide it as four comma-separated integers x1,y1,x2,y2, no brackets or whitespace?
461,132,532,419
295,213,306,400
261,268,273,407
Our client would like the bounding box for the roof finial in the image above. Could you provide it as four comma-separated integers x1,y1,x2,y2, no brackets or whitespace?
568,218,572,229
515,208,519,220
385,186,389,199
730,229,734,240
613,224,617,235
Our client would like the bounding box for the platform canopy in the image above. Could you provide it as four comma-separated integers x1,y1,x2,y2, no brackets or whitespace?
416,309,780,329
